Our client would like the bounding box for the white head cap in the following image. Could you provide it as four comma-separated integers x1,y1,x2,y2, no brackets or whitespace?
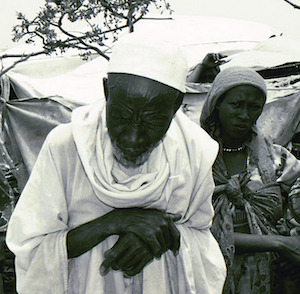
107,34,188,93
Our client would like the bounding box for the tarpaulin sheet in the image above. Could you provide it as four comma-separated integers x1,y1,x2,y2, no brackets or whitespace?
1,90,299,192
0,96,81,191
258,92,300,146
0,16,298,192
2,16,282,103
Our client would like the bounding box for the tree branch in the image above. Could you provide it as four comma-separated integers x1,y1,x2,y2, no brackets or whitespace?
101,0,127,20
3,0,171,76
57,15,109,60
0,50,49,78
283,0,300,9
0,50,49,60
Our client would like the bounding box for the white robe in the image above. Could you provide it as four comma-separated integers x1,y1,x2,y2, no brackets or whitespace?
6,102,226,294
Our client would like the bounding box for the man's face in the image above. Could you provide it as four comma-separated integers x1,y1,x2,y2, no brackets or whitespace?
105,74,181,168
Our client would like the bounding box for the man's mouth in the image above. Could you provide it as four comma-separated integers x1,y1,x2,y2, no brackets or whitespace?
111,140,152,168
117,144,147,157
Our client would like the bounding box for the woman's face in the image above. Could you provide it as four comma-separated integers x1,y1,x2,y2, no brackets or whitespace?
216,85,265,145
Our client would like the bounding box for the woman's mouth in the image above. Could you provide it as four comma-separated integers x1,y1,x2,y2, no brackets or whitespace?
233,124,250,132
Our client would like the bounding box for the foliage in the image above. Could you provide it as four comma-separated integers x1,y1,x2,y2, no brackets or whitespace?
0,0,172,78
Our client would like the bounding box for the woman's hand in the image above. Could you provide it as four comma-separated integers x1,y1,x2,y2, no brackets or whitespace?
278,236,300,265
225,173,251,206
187,53,227,83
290,193,300,223
275,218,290,236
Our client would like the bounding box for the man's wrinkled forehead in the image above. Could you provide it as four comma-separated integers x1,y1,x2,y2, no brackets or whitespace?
106,73,179,106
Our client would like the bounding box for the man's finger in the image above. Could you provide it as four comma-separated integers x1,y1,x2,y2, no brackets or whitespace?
112,233,153,270
124,254,154,277
100,237,128,275
117,246,152,271
162,212,181,254
168,220,181,255
166,213,181,222
140,230,164,258
153,228,168,257
100,258,112,276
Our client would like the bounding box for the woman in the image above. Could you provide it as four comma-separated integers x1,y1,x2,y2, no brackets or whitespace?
200,67,300,293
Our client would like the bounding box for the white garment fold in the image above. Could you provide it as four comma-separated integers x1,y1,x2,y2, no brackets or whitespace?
7,102,226,293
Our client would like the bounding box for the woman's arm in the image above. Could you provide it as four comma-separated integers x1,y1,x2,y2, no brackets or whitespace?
234,232,281,253
234,232,300,265
186,53,224,83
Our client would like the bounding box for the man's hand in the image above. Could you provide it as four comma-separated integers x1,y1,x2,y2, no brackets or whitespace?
110,208,181,258
67,208,181,269
100,232,155,277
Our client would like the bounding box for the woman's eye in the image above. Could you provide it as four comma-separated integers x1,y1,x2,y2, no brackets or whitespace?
250,104,261,111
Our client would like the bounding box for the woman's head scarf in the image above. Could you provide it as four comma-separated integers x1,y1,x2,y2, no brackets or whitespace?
200,66,267,136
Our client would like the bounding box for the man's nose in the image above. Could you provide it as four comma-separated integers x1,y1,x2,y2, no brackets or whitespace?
123,127,144,148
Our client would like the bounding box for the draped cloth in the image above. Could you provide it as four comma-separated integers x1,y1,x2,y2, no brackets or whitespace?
211,132,295,294
6,102,226,294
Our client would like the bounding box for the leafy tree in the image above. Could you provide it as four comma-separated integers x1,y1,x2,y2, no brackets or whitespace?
0,0,172,78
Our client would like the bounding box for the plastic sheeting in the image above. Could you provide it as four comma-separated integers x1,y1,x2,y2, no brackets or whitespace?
0,16,298,192
2,16,282,104
258,92,300,146
0,90,299,193
0,96,81,191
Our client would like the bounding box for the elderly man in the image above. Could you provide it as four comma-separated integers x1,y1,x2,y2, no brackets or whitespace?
6,35,226,293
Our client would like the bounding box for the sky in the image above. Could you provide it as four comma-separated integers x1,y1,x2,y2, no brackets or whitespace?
169,0,300,41
1,0,300,51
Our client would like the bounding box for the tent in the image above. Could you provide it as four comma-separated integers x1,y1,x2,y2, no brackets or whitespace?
0,15,300,193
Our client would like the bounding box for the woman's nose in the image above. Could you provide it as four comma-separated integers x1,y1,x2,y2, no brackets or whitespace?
238,107,250,120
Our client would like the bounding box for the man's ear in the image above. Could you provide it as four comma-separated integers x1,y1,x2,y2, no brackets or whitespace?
103,77,108,101
174,92,184,114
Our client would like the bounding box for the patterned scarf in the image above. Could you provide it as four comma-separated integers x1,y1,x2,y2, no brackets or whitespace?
211,133,282,293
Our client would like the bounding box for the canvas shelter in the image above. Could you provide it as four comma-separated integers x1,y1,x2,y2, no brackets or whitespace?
0,15,300,292
0,15,300,193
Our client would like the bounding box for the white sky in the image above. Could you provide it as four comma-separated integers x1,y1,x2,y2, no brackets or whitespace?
1,0,300,50
169,0,300,40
